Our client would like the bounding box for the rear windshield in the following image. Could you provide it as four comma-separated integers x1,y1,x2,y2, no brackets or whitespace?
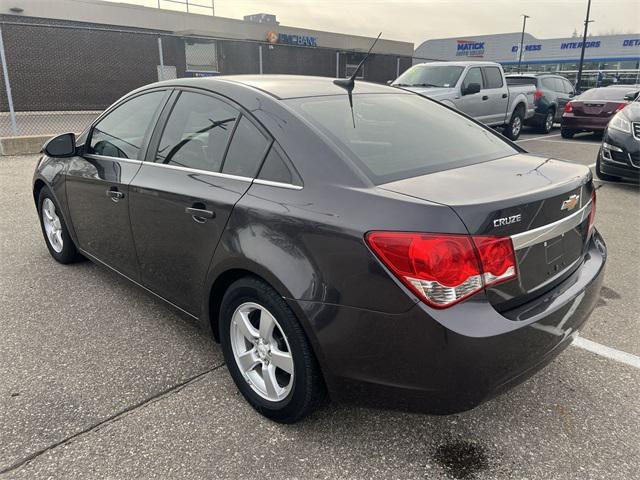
506,76,537,86
393,65,464,88
578,88,632,101
287,93,518,185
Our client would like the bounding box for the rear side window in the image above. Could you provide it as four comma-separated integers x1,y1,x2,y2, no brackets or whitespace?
90,91,166,159
257,145,302,186
462,67,483,90
287,93,518,184
541,77,557,91
154,92,239,172
221,116,270,178
482,67,503,89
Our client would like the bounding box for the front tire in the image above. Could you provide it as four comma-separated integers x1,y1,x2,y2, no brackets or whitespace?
37,187,83,264
504,109,524,140
219,276,326,423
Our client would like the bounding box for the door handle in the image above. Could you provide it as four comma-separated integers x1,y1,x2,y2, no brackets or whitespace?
106,187,124,202
186,204,215,223
482,95,489,101
502,93,508,98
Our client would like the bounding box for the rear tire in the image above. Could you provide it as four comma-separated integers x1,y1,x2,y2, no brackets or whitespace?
219,276,326,423
595,148,619,182
561,128,575,139
537,110,554,134
37,187,83,264
504,108,524,140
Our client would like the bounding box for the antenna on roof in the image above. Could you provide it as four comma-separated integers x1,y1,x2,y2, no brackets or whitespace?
333,32,382,128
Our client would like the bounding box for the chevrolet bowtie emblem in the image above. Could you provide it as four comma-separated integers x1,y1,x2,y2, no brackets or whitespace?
561,194,580,211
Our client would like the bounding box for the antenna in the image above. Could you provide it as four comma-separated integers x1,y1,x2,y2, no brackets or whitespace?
334,32,382,128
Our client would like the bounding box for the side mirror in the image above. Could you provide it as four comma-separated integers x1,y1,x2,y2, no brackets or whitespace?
462,83,481,96
624,91,639,101
43,133,76,157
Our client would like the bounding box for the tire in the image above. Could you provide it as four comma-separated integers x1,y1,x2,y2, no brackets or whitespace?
560,128,575,139
219,276,326,423
537,109,554,134
504,108,524,140
595,148,619,182
37,187,83,264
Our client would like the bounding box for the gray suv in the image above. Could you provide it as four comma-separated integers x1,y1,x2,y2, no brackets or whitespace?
506,73,576,133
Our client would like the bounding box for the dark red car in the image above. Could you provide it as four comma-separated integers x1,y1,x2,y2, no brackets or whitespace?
561,86,639,138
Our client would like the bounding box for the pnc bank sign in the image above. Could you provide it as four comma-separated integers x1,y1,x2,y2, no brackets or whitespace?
267,31,318,47
456,40,485,57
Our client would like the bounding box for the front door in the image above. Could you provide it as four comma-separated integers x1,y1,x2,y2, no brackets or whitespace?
129,90,272,314
458,67,489,122
65,90,169,281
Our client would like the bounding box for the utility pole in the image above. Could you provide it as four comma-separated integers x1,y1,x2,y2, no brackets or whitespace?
517,14,530,73
576,0,594,92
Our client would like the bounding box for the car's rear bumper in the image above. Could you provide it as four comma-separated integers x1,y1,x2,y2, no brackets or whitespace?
290,230,606,413
561,114,611,131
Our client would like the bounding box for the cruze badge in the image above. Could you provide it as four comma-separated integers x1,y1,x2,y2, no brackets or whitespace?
493,214,522,228
561,194,580,211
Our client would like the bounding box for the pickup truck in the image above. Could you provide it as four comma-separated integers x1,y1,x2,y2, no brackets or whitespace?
391,61,536,140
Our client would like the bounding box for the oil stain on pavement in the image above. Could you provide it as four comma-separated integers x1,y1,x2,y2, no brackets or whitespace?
433,440,489,479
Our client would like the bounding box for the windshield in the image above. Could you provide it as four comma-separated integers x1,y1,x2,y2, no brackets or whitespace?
393,65,464,88
287,93,518,185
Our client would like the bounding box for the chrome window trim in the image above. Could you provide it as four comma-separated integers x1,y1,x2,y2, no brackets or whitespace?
253,178,303,190
141,161,253,182
511,200,592,250
84,154,143,165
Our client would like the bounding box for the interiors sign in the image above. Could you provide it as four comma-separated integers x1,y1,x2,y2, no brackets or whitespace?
267,31,318,47
456,40,485,57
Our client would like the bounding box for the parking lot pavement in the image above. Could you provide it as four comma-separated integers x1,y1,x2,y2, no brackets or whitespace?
1,139,638,479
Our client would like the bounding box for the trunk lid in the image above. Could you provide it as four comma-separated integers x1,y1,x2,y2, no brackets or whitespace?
379,153,594,311
571,100,624,117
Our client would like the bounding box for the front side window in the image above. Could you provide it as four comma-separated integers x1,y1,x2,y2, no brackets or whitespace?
90,91,166,159
221,116,270,178
394,65,464,88
482,67,504,89
155,91,239,172
462,67,483,91
287,93,518,184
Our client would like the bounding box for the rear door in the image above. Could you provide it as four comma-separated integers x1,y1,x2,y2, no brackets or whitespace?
553,77,571,121
65,89,169,281
129,89,272,314
481,66,509,125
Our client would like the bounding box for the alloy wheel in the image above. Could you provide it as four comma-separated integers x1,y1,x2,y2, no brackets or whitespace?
512,116,522,137
42,198,64,253
545,112,553,132
230,302,294,402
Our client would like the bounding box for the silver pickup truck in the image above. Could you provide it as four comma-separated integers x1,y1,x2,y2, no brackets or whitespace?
392,61,536,140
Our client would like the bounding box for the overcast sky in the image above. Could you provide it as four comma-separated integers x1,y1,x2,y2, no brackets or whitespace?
106,0,639,45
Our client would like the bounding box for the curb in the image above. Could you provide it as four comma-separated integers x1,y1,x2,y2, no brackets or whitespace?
0,135,50,156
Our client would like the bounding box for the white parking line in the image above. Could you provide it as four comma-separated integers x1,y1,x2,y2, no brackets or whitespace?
572,336,640,369
588,162,596,168
516,133,562,142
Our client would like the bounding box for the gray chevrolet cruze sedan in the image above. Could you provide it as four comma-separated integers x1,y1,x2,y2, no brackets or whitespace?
34,76,606,423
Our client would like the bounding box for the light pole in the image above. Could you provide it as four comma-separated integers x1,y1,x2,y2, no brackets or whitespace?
576,0,594,92
517,14,530,73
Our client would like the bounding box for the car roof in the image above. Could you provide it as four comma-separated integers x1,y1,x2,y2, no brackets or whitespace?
156,75,399,100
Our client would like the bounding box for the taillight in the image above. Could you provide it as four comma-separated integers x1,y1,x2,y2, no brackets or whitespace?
588,189,596,233
614,102,627,113
534,89,544,101
564,102,573,113
365,232,517,308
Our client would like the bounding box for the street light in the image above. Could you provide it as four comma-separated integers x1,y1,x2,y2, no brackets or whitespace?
517,14,530,74
576,0,594,92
